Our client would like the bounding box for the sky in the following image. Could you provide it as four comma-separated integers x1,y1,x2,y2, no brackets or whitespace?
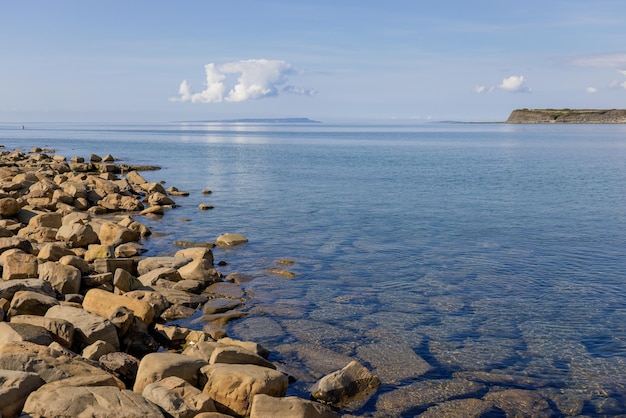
2,0,626,123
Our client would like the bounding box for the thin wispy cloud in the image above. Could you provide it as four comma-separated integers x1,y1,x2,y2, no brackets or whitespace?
171,59,316,104
586,87,598,94
571,53,626,68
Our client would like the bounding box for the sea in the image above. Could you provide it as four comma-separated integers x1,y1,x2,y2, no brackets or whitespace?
1,121,626,416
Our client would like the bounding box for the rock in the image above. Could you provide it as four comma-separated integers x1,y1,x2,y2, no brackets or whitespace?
175,247,214,264
201,363,288,417
140,182,167,194
198,204,214,210
143,376,216,418
28,212,62,228
203,298,243,314
205,282,243,299
56,223,99,247
22,385,165,418
93,257,136,275
84,244,114,262
356,341,433,384
82,272,114,291
124,290,170,318
0,322,54,346
133,352,208,394
160,304,197,321
0,370,45,418
10,314,75,348
99,352,140,388
113,268,143,293
126,170,147,185
375,379,486,417
38,261,82,294
210,345,276,370
98,221,140,246
137,256,191,276
46,304,120,350
2,251,39,280
115,242,144,257
215,233,249,247
483,389,555,418
83,288,155,325
0,341,122,386
82,339,117,361
7,290,59,318
108,306,134,335
147,191,175,206
138,266,183,286
310,360,380,407
58,254,92,274
37,242,75,261
250,394,340,418
218,337,271,359
0,196,20,216
417,398,496,418
0,237,33,255
178,258,221,283
182,341,220,362
0,278,56,301
151,285,208,307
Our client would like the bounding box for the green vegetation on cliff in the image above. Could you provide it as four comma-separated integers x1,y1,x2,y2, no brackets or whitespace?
506,109,626,124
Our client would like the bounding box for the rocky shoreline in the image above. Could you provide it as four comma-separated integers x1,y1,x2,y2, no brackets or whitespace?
0,146,379,417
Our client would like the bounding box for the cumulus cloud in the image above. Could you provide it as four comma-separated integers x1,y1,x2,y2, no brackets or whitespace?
499,75,531,93
171,59,315,104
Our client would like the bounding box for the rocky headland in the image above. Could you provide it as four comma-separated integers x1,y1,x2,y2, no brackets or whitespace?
506,108,626,123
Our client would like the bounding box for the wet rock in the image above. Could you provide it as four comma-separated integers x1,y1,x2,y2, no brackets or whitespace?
483,389,555,417
0,370,45,418
356,341,433,385
143,376,216,418
23,385,165,418
375,379,486,416
215,233,249,247
250,394,340,418
417,398,496,418
203,298,243,314
310,360,380,407
201,363,288,417
133,352,208,394
205,282,243,299
209,345,276,369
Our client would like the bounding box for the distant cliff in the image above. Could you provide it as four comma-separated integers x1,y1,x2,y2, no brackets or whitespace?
506,109,626,124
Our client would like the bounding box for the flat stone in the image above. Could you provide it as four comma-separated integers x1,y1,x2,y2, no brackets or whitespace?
215,233,248,247
356,341,433,384
203,298,243,314
46,304,120,350
250,394,339,418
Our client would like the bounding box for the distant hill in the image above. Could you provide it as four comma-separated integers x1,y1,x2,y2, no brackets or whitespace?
506,109,626,124
180,117,321,124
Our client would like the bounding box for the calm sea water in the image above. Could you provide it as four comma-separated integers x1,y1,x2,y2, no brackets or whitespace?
2,122,626,415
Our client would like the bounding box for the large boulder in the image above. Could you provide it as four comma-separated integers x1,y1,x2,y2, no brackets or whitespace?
0,278,56,301
37,243,76,261
209,345,276,370
97,221,140,247
23,386,165,418
133,352,208,394
177,259,221,283
0,370,45,418
201,363,288,417
0,237,33,256
142,376,216,418
250,394,339,418
0,322,54,346
46,305,120,350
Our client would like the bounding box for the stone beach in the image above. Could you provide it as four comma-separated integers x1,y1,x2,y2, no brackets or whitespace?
0,144,590,417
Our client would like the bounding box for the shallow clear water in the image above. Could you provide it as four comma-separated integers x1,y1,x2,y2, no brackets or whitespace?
2,122,626,415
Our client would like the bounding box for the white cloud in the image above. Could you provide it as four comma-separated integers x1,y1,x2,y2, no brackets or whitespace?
499,75,531,93
170,59,315,104
473,85,486,94
586,87,598,94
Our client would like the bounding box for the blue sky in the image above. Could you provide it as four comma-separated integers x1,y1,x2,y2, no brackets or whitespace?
2,0,626,122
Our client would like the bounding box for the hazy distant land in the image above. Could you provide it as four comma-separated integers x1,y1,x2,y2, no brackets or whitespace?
507,109,626,124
